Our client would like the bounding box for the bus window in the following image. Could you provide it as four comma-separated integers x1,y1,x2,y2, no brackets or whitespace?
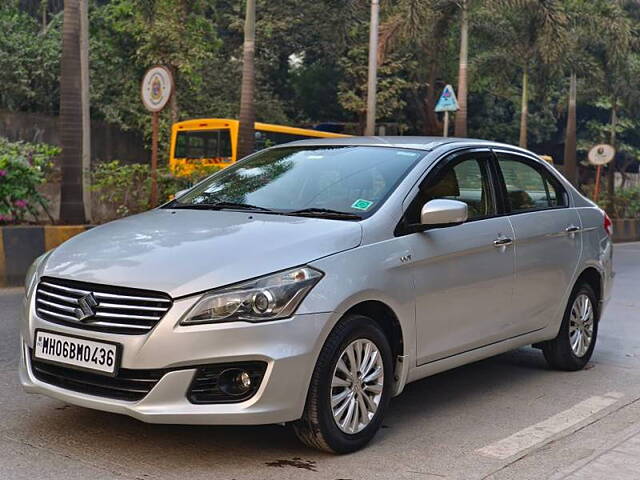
175,129,232,161
171,118,351,176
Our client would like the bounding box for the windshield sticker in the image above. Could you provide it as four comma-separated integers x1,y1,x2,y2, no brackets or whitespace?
351,199,374,211
307,155,324,159
396,151,418,157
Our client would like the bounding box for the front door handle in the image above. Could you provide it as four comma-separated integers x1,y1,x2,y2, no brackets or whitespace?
493,237,513,247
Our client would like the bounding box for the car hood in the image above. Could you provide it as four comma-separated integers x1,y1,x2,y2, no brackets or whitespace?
42,209,362,298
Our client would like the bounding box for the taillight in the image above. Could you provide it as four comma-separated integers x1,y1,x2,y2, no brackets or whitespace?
604,212,613,237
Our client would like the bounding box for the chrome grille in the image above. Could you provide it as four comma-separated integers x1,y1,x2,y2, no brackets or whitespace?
35,277,172,334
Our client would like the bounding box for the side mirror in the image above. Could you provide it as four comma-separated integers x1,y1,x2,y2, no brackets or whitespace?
174,188,189,199
420,199,468,227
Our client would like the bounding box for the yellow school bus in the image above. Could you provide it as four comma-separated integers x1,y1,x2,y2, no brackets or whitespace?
170,118,350,175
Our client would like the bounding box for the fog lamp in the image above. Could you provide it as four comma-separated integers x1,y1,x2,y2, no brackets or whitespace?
218,368,253,396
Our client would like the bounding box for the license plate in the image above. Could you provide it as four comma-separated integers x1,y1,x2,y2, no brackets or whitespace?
34,330,120,376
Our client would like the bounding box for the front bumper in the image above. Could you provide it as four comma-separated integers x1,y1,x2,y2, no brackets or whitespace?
19,293,334,425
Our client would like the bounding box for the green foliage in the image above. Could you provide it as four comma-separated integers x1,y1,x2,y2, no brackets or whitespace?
591,187,640,219
0,5,61,113
91,160,219,222
338,40,416,128
0,138,60,224
4,0,640,193
89,0,223,154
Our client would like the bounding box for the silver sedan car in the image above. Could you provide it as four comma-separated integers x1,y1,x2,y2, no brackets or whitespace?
20,137,613,453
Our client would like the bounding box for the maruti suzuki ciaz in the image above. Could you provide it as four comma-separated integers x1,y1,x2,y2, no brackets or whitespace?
21,137,613,453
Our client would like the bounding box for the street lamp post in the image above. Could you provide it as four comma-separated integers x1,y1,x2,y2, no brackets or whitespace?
365,0,380,137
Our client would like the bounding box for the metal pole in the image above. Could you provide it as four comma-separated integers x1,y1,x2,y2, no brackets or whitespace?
365,0,379,136
443,111,449,138
150,111,159,206
594,165,602,202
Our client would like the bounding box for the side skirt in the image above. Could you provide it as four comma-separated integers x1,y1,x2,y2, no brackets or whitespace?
405,325,559,386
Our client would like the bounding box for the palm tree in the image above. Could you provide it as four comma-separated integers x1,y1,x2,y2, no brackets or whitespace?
378,0,457,135
590,0,633,202
379,0,470,137
453,0,469,137
59,0,86,224
482,0,567,148
561,0,629,187
365,0,380,136
563,72,577,185
237,0,256,160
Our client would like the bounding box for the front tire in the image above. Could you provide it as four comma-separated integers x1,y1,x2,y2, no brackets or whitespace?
293,314,393,453
542,283,599,371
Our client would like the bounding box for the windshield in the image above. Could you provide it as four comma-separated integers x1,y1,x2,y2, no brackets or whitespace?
168,146,423,218
174,129,232,160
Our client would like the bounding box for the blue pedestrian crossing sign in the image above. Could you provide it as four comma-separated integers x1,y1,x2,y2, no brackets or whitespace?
435,84,459,112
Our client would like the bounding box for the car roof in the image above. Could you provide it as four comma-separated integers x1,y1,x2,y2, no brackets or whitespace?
278,136,523,153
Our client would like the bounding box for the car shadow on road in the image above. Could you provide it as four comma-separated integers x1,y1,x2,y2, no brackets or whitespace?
13,346,561,477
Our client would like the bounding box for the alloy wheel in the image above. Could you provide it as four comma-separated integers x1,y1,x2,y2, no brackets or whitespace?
569,293,594,357
330,339,384,435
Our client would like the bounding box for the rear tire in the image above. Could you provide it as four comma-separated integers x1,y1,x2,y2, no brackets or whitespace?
293,314,393,453
542,283,599,371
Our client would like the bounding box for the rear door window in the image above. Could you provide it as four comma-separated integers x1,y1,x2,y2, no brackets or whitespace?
496,154,568,213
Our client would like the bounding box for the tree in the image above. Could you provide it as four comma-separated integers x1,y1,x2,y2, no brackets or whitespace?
378,0,457,135
237,0,256,160
0,6,61,114
561,0,630,186
588,0,634,202
338,24,416,132
59,0,85,223
481,0,567,148
365,0,380,136
453,0,469,137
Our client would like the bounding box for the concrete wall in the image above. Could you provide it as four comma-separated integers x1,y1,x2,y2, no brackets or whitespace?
613,219,640,243
0,110,147,164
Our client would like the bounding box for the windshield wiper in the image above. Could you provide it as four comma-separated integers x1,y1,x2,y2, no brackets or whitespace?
286,208,363,220
171,202,275,213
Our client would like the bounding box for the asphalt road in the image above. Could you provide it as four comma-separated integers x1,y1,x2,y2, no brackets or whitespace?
1,242,640,480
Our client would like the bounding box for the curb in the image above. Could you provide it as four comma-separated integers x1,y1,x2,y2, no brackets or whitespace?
0,226,91,287
612,219,640,243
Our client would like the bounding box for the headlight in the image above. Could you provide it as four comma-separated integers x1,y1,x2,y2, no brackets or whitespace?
180,266,323,325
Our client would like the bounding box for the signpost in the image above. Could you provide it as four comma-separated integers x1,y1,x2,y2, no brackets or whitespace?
141,66,173,206
588,144,615,202
435,84,459,138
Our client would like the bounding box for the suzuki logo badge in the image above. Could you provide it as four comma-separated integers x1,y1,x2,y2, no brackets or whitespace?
74,293,99,322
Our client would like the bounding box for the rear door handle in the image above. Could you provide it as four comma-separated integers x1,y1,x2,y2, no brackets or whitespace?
565,225,581,233
493,237,513,247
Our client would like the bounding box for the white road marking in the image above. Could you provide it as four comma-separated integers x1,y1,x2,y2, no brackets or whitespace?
476,392,624,460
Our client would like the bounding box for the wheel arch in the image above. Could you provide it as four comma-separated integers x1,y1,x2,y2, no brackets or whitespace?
575,266,603,310
343,300,404,360
573,266,604,321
